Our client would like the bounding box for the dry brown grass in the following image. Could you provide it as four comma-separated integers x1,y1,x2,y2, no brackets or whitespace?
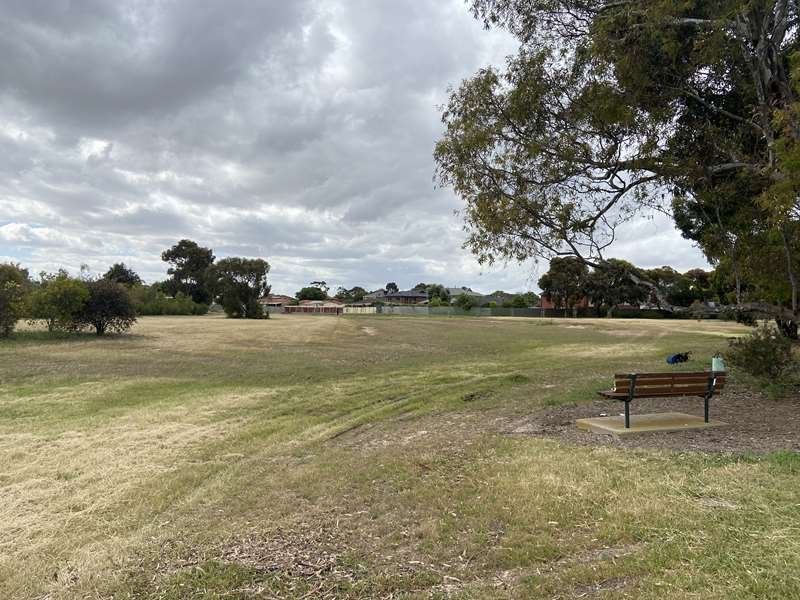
2,315,796,599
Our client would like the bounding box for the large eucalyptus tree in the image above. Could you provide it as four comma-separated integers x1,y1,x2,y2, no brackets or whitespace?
435,0,800,333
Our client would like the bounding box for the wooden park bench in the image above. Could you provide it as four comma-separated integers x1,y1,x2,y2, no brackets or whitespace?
598,371,727,429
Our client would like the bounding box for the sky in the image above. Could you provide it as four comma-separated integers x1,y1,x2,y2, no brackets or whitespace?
0,0,709,295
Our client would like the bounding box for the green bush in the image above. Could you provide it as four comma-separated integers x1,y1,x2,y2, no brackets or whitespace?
131,285,208,316
454,293,478,311
511,295,528,308
718,307,758,326
724,324,795,378
27,273,89,331
0,263,31,337
77,279,137,335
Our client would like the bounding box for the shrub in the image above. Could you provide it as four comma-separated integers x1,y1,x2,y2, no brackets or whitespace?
511,295,528,308
724,323,795,378
0,263,31,337
78,279,137,335
454,293,478,311
718,307,758,326
27,273,89,331
133,287,209,316
428,297,443,307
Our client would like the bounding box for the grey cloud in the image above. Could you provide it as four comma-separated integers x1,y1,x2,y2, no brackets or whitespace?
0,0,708,295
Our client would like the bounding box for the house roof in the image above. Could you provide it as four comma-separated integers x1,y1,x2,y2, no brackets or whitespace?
446,287,483,298
259,294,294,305
384,290,428,299
298,299,344,306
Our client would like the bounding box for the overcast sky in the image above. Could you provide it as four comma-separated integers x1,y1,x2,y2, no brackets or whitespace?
0,0,708,295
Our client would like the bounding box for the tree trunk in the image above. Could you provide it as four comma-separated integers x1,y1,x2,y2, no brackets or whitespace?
776,318,798,339
780,225,798,315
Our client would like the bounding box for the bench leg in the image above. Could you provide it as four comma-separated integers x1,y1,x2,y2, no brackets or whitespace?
704,394,710,423
624,401,630,429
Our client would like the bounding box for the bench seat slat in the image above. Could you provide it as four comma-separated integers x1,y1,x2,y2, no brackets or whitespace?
614,381,725,393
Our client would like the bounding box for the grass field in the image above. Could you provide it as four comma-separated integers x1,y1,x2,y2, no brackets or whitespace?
1,314,799,599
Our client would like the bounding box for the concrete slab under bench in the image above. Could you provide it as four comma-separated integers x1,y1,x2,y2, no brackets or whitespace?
576,412,726,437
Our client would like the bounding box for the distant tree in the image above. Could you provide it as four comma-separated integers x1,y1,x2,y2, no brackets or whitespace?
454,293,478,311
296,286,327,301
27,271,89,331
584,259,648,317
335,286,367,303
411,283,450,301
522,291,540,306
0,263,31,337
428,296,443,307
103,263,142,286
208,258,271,319
538,257,589,314
510,294,528,308
161,239,215,304
77,279,137,335
385,282,399,294
309,280,329,293
426,284,450,302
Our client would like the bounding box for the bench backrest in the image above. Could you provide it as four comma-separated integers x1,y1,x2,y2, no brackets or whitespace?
613,371,726,398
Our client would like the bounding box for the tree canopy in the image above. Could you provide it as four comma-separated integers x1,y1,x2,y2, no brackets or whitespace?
436,0,800,333
537,257,589,310
208,258,271,319
334,286,367,303
584,259,647,315
103,263,142,286
77,279,137,335
296,286,328,301
0,263,31,337
161,239,215,305
28,271,89,331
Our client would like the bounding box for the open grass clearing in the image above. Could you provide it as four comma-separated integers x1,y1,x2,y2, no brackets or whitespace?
1,314,799,599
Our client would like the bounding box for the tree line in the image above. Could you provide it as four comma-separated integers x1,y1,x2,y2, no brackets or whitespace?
292,280,540,309
0,239,271,338
538,258,738,318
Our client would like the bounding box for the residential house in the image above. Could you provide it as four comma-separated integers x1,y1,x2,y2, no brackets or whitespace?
382,289,428,305
539,294,590,310
478,292,516,306
363,289,387,301
259,294,294,308
285,299,345,314
445,287,483,300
